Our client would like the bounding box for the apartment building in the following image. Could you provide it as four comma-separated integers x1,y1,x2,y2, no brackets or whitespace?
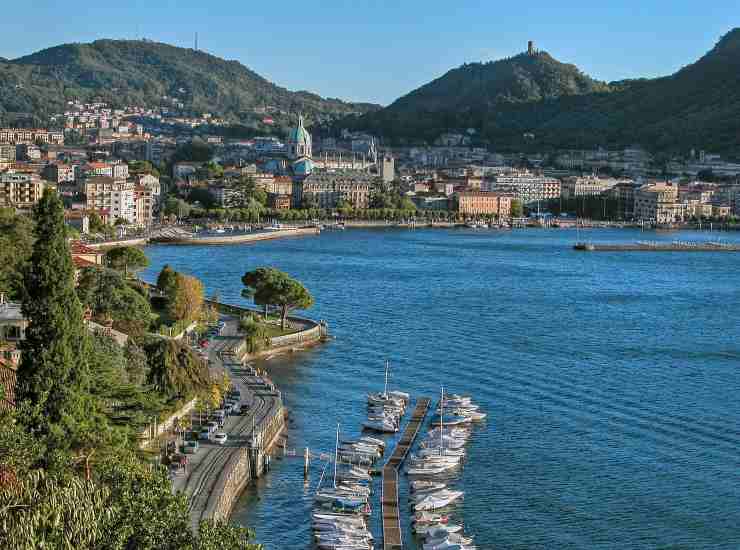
486,171,561,205
0,128,64,145
633,183,680,223
0,172,48,208
84,177,136,223
455,191,512,217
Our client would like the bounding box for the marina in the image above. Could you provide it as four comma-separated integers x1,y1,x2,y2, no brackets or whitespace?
144,228,740,549
574,240,740,251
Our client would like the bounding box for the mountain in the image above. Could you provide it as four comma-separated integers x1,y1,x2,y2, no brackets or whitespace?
0,39,379,125
348,30,740,155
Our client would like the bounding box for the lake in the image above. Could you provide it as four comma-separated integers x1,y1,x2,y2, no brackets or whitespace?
141,227,740,549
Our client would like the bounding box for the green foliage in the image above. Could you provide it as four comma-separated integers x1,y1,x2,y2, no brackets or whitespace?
0,39,375,123
228,176,268,209
240,314,269,354
105,246,149,276
0,208,34,300
241,267,314,330
128,160,160,178
16,189,94,454
144,339,210,400
76,267,153,339
163,196,192,218
88,212,116,238
171,141,213,164
187,188,217,209
194,520,262,550
510,199,524,218
348,29,740,155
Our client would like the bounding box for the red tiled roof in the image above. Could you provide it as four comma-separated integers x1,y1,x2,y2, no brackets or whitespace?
72,256,97,268
70,241,98,255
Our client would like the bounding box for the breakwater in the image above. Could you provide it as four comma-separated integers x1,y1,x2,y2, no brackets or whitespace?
574,240,740,251
151,227,319,245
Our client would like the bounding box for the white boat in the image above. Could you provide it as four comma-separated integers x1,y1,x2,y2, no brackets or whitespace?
414,489,464,511
414,523,463,536
411,488,465,504
362,419,398,433
417,447,465,458
411,481,447,493
413,511,449,525
423,533,475,550
406,463,457,476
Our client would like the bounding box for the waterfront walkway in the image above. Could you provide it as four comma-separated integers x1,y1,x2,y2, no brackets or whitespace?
382,397,431,550
171,318,284,530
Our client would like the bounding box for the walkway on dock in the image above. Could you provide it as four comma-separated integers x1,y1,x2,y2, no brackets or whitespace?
382,397,431,550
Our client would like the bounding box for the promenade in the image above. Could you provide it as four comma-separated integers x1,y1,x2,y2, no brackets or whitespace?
172,317,285,530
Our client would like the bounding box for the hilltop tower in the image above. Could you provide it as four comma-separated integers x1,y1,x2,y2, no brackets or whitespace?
527,40,535,56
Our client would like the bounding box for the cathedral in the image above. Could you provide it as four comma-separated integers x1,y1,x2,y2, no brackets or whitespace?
286,115,313,176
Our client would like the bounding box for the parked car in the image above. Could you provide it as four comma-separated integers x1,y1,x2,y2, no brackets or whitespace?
213,432,228,446
206,421,219,432
230,403,242,415
183,440,199,454
199,428,211,441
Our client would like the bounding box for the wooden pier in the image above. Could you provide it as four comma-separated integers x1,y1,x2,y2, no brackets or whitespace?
382,397,431,550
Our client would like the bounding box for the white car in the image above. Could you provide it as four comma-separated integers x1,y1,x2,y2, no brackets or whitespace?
213,432,228,446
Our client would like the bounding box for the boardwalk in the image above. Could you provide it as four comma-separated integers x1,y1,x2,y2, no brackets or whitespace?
382,397,431,550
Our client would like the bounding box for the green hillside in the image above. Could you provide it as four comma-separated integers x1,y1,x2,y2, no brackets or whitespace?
347,29,740,155
0,39,378,124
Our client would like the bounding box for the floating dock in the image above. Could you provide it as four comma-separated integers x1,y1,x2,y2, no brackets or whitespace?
382,397,431,550
574,241,740,252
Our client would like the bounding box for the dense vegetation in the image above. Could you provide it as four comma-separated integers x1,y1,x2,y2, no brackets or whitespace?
0,39,378,124
346,29,740,156
1,190,260,548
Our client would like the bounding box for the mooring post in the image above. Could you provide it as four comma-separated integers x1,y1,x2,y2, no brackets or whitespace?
304,447,310,478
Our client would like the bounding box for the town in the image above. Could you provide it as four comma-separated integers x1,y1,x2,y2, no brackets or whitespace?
1,99,740,235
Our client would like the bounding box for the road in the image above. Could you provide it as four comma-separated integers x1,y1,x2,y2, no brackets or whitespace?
171,316,283,530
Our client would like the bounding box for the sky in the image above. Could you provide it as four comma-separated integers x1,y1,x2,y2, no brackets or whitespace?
1,1,737,105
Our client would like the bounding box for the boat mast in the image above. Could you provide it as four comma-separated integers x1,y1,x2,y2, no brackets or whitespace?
439,385,444,455
384,359,389,397
333,422,339,489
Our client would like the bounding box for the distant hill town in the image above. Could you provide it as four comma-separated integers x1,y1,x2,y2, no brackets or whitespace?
0,39,379,129
344,29,740,156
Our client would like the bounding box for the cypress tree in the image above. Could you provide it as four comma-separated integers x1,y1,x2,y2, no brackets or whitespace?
16,189,92,451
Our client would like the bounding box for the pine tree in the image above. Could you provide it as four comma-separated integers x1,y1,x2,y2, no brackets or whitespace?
16,189,92,452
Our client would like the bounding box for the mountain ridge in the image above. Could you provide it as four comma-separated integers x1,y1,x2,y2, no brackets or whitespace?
346,29,740,155
0,39,379,125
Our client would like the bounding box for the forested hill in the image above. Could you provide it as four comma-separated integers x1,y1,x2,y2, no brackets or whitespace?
346,29,740,155
0,39,379,124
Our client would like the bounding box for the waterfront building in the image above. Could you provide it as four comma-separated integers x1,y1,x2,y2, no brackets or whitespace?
455,191,513,217
561,176,622,200
301,171,375,209
486,170,561,205
633,182,680,223
0,171,49,209
0,144,16,162
269,194,292,209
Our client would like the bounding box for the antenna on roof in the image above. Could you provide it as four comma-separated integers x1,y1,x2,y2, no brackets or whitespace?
195,32,199,51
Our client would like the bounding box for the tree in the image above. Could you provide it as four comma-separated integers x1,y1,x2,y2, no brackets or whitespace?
510,199,524,218
241,268,314,330
187,188,217,209
144,339,210,400
194,520,262,550
170,273,205,323
156,264,178,299
0,208,34,301
15,189,94,453
163,197,191,218
239,314,268,354
105,246,149,277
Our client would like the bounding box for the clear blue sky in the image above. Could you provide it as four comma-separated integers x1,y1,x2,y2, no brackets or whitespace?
1,1,737,105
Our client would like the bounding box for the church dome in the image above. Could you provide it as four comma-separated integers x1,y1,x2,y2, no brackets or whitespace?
288,115,311,147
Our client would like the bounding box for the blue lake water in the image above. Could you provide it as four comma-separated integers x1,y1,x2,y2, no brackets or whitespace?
142,228,740,549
